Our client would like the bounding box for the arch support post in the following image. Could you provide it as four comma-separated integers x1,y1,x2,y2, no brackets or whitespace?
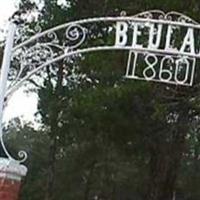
0,22,16,126
0,22,28,200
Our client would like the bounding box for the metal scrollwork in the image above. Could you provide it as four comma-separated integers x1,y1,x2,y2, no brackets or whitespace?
15,23,42,45
46,31,59,44
165,11,198,24
65,24,86,49
7,23,87,96
133,10,166,20
133,10,198,25
8,43,58,91
0,128,28,163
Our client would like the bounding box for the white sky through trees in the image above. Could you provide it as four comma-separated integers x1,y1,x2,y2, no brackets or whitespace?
0,0,38,124
0,0,15,27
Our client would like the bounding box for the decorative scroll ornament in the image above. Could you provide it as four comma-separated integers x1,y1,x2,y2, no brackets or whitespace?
7,23,87,97
0,131,28,163
133,10,199,24
1,10,200,163
65,24,86,49
14,23,42,45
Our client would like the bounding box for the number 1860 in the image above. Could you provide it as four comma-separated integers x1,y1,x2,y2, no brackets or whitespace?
125,51,196,86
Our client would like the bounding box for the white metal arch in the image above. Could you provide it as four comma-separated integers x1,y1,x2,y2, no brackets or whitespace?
0,10,199,163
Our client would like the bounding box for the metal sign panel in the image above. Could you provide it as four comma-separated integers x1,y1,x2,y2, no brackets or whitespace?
122,11,199,86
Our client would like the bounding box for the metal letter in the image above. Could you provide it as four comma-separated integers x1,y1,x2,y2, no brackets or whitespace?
132,23,143,49
115,22,128,46
148,23,163,49
180,28,195,54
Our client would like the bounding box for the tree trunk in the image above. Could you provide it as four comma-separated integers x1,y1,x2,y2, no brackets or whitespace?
45,63,64,200
84,161,96,200
145,108,188,200
45,137,57,200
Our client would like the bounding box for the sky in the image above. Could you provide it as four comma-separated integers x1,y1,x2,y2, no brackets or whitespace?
0,0,38,124
0,0,16,27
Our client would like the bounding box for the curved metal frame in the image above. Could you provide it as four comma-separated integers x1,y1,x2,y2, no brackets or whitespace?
0,10,199,163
